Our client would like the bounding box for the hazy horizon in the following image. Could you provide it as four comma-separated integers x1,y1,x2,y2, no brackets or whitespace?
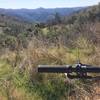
0,6,87,10
0,0,100,9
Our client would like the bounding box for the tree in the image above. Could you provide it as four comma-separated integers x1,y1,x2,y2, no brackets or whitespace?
54,12,62,24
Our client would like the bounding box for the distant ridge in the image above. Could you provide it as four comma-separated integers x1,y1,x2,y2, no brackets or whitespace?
0,7,85,22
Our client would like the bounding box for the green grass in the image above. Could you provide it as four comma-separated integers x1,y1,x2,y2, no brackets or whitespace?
42,28,49,35
0,60,13,79
0,59,71,100
0,44,97,100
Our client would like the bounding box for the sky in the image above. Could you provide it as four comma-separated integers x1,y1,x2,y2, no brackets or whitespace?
0,0,100,9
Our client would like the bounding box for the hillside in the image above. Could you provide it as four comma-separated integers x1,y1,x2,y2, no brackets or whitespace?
0,7,84,22
0,4,100,100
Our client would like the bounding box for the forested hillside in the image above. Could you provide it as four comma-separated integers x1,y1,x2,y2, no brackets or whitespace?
0,4,100,100
0,7,84,22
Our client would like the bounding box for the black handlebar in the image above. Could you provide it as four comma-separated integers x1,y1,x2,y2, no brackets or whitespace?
38,64,100,79
38,65,100,73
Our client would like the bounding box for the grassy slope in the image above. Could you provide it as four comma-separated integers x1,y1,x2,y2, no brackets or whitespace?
0,44,99,100
0,4,100,100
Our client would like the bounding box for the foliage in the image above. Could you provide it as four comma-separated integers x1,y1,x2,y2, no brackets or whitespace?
0,3,100,100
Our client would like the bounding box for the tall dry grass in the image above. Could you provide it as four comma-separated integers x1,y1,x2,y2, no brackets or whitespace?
0,35,99,100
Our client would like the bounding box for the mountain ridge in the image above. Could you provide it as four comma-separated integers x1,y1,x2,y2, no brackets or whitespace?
0,7,85,22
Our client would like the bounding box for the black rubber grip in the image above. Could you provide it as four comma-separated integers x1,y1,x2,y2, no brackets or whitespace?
38,65,100,73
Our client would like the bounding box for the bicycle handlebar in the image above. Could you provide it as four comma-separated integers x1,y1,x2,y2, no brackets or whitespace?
38,64,100,79
38,65,100,73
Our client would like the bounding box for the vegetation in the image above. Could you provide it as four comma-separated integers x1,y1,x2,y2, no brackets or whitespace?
0,7,83,22
0,4,100,100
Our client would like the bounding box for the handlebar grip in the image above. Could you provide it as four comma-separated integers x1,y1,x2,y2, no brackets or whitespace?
38,65,70,73
38,65,100,73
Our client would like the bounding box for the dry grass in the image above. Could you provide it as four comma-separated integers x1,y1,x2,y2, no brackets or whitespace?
0,36,99,100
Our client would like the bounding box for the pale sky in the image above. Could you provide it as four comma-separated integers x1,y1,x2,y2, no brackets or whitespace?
0,0,100,9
